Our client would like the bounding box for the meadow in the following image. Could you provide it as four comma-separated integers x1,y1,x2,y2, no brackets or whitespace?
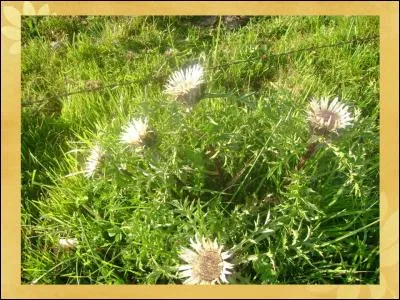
21,16,379,284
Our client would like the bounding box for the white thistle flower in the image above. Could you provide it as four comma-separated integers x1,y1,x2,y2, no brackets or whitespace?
178,235,234,285
120,118,149,146
84,145,103,178
307,96,353,134
59,238,78,249
165,63,205,106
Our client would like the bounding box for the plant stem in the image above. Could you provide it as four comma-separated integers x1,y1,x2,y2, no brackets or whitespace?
296,142,318,170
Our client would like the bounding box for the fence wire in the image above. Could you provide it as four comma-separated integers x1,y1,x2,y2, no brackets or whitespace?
22,34,379,107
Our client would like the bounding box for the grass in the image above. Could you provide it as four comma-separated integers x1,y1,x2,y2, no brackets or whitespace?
21,16,379,284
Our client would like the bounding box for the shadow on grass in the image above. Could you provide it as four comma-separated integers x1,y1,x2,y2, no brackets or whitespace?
22,109,73,207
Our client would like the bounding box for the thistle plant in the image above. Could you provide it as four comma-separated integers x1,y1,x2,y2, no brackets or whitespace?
164,63,205,110
178,234,234,285
58,238,79,250
20,16,379,286
83,144,104,178
297,97,354,170
120,117,151,147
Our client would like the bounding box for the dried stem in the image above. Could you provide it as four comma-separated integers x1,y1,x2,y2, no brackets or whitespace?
296,142,319,171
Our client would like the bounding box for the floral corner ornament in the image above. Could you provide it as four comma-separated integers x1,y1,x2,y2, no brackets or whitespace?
2,1,54,55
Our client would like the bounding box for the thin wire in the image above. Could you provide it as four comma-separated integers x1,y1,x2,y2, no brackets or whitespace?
22,34,379,107
206,34,379,70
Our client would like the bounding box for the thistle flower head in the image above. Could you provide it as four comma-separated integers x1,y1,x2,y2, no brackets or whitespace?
84,145,103,178
307,96,353,135
165,63,205,107
120,118,149,146
178,234,234,285
59,238,78,249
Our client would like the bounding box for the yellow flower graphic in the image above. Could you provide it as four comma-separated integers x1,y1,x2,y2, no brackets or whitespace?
1,1,52,54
